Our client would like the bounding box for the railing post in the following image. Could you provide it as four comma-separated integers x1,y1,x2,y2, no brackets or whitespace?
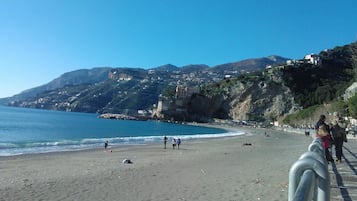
288,137,330,201
292,170,315,201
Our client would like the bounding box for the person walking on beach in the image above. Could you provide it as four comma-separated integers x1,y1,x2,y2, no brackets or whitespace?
330,112,347,163
177,138,181,149
172,138,176,149
163,136,168,149
104,141,109,149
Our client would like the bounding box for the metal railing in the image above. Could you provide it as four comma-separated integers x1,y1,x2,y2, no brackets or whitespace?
288,138,330,201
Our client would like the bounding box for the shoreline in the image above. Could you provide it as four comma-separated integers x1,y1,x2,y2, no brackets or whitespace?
0,123,240,158
0,122,310,158
0,125,313,201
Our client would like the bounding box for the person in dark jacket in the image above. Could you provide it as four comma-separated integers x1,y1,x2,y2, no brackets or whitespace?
315,115,327,130
330,112,347,163
163,136,168,149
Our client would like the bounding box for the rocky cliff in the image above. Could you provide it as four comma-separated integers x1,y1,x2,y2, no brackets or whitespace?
173,67,299,123
159,41,357,123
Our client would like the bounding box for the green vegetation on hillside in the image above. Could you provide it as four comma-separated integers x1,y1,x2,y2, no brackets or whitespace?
282,105,317,126
280,42,357,123
348,93,357,118
282,101,349,126
200,71,263,97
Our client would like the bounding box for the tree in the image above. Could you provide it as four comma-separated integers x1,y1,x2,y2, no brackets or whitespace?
162,87,176,99
348,93,357,118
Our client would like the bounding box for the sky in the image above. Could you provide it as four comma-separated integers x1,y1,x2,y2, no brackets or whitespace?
0,0,357,98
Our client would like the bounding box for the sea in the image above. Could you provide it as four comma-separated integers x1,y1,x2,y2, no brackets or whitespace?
0,106,243,156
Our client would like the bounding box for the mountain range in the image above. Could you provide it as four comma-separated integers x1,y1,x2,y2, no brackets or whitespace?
0,55,288,113
1,41,357,125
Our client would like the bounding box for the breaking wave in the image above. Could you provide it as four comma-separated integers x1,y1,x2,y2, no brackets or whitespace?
0,131,244,156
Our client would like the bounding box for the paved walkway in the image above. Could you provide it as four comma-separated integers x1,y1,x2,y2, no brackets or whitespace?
329,139,357,201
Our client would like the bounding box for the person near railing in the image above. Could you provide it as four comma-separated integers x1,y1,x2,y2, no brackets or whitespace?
330,112,347,163
316,123,334,164
315,114,334,164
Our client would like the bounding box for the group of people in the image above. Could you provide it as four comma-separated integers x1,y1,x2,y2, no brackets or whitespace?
163,136,181,149
104,137,182,151
315,112,347,163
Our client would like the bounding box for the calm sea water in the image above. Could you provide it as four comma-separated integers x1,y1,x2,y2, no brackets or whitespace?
0,106,243,156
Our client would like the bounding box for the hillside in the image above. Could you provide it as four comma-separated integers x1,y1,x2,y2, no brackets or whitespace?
169,41,357,124
1,56,288,113
0,68,112,104
3,41,357,125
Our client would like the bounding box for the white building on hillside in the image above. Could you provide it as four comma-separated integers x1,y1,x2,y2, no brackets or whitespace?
304,54,321,65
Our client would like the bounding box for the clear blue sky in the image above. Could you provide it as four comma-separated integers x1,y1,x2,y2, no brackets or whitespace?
1,0,356,98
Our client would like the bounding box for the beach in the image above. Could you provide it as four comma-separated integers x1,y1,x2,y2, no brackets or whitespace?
0,127,312,201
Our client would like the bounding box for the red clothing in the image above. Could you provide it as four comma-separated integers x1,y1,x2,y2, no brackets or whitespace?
317,134,331,149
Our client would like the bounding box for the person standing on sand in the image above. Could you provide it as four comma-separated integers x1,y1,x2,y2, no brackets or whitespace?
330,112,347,163
104,141,108,149
177,138,181,149
163,136,168,149
172,138,176,149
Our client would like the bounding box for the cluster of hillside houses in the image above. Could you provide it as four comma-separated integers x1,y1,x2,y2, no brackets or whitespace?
288,53,321,66
266,53,321,70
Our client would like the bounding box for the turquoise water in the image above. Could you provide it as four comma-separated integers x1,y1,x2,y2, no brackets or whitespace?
0,106,243,156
